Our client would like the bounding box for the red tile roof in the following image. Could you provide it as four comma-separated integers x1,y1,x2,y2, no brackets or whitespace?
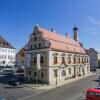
0,35,15,49
17,47,25,54
38,27,86,54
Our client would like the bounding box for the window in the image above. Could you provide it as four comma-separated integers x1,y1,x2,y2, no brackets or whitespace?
87,58,88,63
62,57,65,64
73,58,76,63
21,53,25,57
39,43,41,48
82,58,84,63
61,70,66,77
86,92,95,96
34,72,37,77
68,68,71,75
54,56,58,64
40,56,44,63
34,44,37,49
34,37,37,41
68,57,71,64
28,71,31,75
33,56,37,63
78,58,80,63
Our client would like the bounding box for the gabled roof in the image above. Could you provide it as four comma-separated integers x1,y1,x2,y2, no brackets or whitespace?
17,47,25,54
0,35,15,49
37,27,86,54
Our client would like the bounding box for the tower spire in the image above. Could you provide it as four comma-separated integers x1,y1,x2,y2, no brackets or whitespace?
73,26,78,42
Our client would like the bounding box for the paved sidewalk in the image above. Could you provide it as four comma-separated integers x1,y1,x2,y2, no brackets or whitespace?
23,72,93,90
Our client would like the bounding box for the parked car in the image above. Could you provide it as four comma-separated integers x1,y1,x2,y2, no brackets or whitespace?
1,70,14,75
16,68,24,73
4,66,14,70
0,66,4,70
7,78,20,86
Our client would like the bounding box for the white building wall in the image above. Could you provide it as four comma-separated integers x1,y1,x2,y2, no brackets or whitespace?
0,47,16,66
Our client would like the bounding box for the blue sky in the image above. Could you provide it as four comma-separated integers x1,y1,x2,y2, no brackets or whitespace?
0,0,100,52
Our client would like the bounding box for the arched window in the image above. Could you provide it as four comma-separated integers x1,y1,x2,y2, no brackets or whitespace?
62,57,65,64
61,70,66,77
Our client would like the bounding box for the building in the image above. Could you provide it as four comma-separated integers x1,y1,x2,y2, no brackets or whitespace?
86,48,98,70
0,36,16,66
25,25,90,85
97,53,100,68
16,47,25,68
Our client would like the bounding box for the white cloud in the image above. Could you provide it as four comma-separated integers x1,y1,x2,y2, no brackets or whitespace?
87,16,100,26
83,16,100,35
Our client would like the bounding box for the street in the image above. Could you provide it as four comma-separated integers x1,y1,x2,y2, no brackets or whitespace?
0,74,44,100
0,71,99,100
20,72,99,100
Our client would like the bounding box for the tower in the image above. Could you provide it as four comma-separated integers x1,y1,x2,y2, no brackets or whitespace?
73,26,78,42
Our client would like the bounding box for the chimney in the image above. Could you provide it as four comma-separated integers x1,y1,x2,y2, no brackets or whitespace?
73,26,78,42
51,28,55,32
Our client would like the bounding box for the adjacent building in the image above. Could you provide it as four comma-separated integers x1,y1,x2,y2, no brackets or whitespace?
0,36,16,66
16,47,25,68
85,48,98,70
25,25,90,85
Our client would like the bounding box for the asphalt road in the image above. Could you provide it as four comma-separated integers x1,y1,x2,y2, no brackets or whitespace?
21,72,99,100
0,74,43,100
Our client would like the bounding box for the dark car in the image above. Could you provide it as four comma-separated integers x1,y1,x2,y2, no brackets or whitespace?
16,68,24,73
1,70,14,75
7,78,20,86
